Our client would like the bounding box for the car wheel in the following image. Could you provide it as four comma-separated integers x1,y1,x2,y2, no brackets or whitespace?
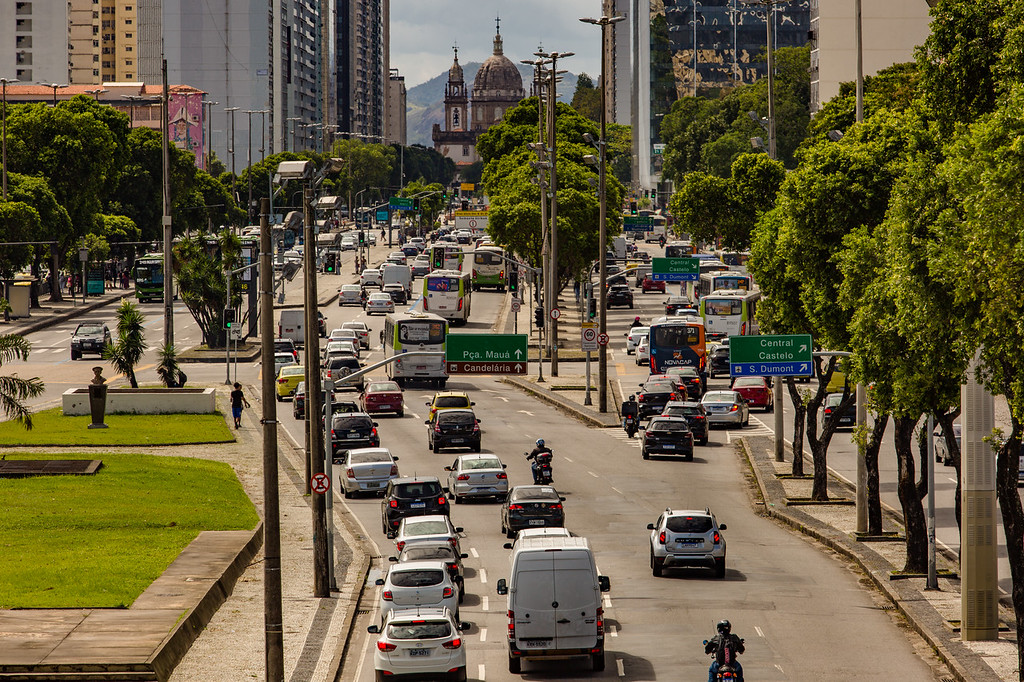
343,489,353,499
448,665,467,682
473,442,481,453
651,551,663,577
591,652,606,672
641,449,649,460
685,451,694,461
458,580,465,603
432,441,439,453
629,303,634,309
506,526,515,539
508,654,522,674
709,370,715,379
743,413,750,427
453,494,462,505
714,557,726,579
699,437,709,446
71,351,79,361
396,410,404,418
375,671,387,682
276,394,283,402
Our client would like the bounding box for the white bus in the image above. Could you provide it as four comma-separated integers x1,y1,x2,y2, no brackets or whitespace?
698,288,761,339
695,271,753,300
382,311,449,388
472,245,506,291
422,270,473,326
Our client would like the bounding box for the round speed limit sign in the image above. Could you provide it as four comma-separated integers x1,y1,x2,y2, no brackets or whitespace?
550,308,561,320
511,298,521,312
582,328,597,343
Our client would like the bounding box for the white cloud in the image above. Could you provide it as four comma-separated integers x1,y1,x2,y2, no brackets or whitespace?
391,0,605,87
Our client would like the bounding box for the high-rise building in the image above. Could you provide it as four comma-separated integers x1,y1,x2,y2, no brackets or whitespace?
337,0,387,139
809,0,931,113
0,2,68,85
385,68,407,145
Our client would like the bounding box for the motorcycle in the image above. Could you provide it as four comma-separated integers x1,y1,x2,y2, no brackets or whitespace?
524,451,554,485
623,413,638,438
703,639,743,682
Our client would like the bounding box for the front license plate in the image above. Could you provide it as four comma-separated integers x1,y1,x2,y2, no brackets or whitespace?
409,649,429,657
410,502,426,508
529,519,545,526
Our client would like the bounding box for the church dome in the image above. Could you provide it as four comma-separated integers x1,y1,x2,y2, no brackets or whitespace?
472,31,524,97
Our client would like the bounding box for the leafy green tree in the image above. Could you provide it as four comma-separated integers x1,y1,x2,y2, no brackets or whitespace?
329,139,394,207
392,144,456,188
102,299,147,389
570,73,602,122
0,202,41,279
2,172,70,304
807,63,920,145
669,172,733,245
0,335,45,428
156,344,186,388
172,230,241,348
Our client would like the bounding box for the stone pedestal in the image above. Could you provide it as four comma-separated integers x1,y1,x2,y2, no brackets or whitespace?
88,367,109,429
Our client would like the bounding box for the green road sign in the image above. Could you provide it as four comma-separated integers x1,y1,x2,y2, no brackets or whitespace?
445,334,528,374
729,334,814,377
389,197,415,210
651,257,699,281
623,216,654,228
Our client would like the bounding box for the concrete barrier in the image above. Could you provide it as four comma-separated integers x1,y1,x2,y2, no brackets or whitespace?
62,387,217,416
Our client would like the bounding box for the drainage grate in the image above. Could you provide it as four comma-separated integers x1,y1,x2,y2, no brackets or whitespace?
877,604,896,611
357,609,372,615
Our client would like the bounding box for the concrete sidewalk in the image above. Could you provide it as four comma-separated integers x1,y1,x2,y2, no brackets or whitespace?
501,367,1016,682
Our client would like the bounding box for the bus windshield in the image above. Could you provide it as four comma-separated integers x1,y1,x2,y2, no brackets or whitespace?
426,277,460,292
665,244,693,258
398,321,445,345
474,251,502,265
652,324,702,347
704,298,742,315
135,264,162,284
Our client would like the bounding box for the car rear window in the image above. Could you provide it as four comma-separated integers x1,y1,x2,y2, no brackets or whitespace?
438,412,475,425
464,457,501,470
666,516,713,533
643,382,675,392
402,546,456,561
387,620,453,639
389,569,444,588
649,420,690,432
435,396,469,408
404,520,450,535
733,377,766,387
332,416,371,430
349,451,390,464
512,487,557,501
704,392,739,402
395,482,443,498
665,405,702,416
368,382,399,392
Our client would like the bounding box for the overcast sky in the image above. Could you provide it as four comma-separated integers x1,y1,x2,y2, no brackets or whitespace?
391,0,605,88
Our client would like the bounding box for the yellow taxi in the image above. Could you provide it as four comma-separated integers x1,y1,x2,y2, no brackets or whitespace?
276,365,306,401
424,390,474,419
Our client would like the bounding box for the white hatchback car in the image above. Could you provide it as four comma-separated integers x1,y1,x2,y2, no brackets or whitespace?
635,335,651,367
367,607,466,682
342,321,371,349
338,447,399,498
338,284,362,306
366,292,396,315
375,560,460,623
625,326,649,355
444,454,508,502
390,515,464,556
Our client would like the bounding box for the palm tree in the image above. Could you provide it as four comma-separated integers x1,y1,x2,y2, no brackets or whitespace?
103,299,148,388
0,334,45,429
156,343,186,388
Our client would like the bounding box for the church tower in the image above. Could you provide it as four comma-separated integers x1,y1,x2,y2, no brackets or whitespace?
432,45,479,166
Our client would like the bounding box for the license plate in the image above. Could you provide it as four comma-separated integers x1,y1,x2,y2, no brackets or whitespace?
365,482,381,488
520,638,552,648
529,519,545,526
416,365,427,370
678,539,701,546
409,649,430,657
450,438,464,443
410,502,426,508
347,433,361,439
663,444,674,449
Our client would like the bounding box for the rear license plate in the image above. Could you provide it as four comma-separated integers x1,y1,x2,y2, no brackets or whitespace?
365,482,381,488
678,540,701,546
409,649,429,657
663,444,674,449
347,433,361,439
520,638,552,648
450,438,464,443
410,502,426,508
416,365,427,370
529,519,545,526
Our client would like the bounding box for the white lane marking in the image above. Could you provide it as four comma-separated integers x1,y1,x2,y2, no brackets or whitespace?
616,658,625,677
588,471,599,478
518,410,534,416
408,412,419,420
611,486,623,495
603,595,613,609
754,626,764,638
776,664,785,674
470,547,479,558
479,568,488,584
483,596,489,611
480,627,487,642
608,624,618,637
497,396,509,402
726,430,732,443
563,456,574,463
478,664,486,680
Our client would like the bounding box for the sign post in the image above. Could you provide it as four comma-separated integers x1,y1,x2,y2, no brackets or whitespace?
582,323,597,406
728,334,814,377
651,257,700,282
445,334,528,375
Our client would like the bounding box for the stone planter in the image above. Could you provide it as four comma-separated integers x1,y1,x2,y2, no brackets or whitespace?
63,387,217,416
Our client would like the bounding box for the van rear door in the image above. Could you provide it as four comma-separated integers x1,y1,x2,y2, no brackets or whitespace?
511,552,556,647
552,551,599,650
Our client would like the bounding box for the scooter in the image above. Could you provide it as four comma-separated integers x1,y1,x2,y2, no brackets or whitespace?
525,451,554,485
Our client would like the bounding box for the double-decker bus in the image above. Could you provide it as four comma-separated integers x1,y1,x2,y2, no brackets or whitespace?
647,318,707,375
382,311,449,388
429,244,465,272
695,271,753,300
133,253,169,303
471,245,506,291
422,270,472,326
698,288,761,339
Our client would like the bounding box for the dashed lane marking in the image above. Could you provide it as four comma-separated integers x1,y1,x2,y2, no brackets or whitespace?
608,624,618,637
617,658,625,677
479,568,488,584
563,456,574,463
478,664,486,680
480,627,487,642
483,596,489,611
755,626,764,638
470,547,479,558
588,471,599,478
611,487,624,495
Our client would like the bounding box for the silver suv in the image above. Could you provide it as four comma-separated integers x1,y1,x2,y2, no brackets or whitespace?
70,323,111,360
648,508,727,578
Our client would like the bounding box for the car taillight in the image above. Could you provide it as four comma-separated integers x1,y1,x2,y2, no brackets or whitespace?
438,496,447,505
377,640,396,651
824,408,833,416
496,472,507,480
637,394,646,402
730,405,738,412
659,531,666,544
669,393,677,400
473,423,480,432
390,465,398,476
382,590,393,601
346,468,355,478
435,424,442,433
446,562,458,571
690,378,701,384
472,269,477,277
331,430,336,438
508,504,524,511
278,378,287,384
740,322,746,335
442,637,462,649
550,503,562,510
508,610,516,639
457,474,470,481
443,586,454,598
396,541,406,551
389,500,398,508
371,427,378,438
596,606,604,636
713,531,721,544
457,298,463,311
423,298,428,310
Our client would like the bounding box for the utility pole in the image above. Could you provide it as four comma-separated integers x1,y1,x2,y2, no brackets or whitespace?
161,57,174,348
259,197,285,680
246,110,255,225
226,106,240,220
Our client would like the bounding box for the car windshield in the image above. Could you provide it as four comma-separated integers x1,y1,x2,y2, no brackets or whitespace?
404,520,450,536
281,366,305,376
402,546,455,561
704,392,739,403
512,487,558,501
666,515,714,533
733,377,766,387
463,457,501,470
387,621,452,640
435,396,469,408
332,416,370,430
348,451,390,464
76,325,104,335
439,412,475,425
649,420,690,432
643,382,675,392
665,405,702,416
395,482,443,498
389,569,444,588
368,382,399,393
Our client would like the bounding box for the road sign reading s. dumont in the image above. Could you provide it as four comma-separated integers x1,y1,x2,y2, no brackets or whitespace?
445,334,528,375
729,334,813,377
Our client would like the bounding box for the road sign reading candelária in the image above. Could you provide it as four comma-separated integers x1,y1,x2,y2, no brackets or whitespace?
729,334,813,377
445,334,528,375
651,257,700,282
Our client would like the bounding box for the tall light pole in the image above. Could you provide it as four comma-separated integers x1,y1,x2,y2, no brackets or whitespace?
225,107,240,216
258,109,269,162
523,57,550,382
691,2,702,96
740,0,778,158
202,100,219,172
41,83,67,106
245,110,257,224
286,117,301,152
121,94,144,126
1,77,16,202
582,14,625,412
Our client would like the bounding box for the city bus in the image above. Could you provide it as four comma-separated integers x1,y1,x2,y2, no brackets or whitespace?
698,288,761,339
382,311,449,388
422,269,473,326
664,241,696,258
714,250,751,268
471,245,506,291
429,244,465,272
643,214,668,243
695,271,753,300
133,252,170,303
647,317,707,375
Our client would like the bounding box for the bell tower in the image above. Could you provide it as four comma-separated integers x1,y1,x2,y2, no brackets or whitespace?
444,45,468,131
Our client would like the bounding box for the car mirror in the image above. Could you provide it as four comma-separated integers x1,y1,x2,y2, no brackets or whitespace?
374,578,385,586
425,402,430,406
460,553,468,559
502,464,508,469
392,456,399,461
424,420,430,424
367,625,380,634
388,556,398,562
458,621,471,631
455,527,464,533
639,426,646,431
442,487,450,494
470,402,476,406
719,523,727,531
443,466,452,472
647,523,656,530
496,578,508,595
503,542,514,550
373,422,379,427
598,575,611,592
476,419,481,424
559,496,566,502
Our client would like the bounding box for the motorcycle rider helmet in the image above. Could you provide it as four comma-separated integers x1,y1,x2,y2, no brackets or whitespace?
634,316,640,322
535,438,545,447
716,620,731,635
628,394,636,402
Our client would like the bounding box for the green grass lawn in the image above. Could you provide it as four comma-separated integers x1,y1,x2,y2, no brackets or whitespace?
0,452,259,608
0,408,234,446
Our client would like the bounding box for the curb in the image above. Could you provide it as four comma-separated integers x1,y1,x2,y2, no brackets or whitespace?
500,375,620,428
739,435,992,682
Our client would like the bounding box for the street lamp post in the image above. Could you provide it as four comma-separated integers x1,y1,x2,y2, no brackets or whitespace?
1,77,16,202
202,100,219,173
121,94,144,126
523,57,550,382
582,14,625,413
225,107,240,217
41,83,67,106
245,110,257,224
286,117,302,152
85,88,108,101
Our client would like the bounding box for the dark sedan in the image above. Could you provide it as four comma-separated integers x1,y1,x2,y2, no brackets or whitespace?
607,284,634,309
383,283,408,304
426,409,482,453
660,400,709,445
821,392,856,430
708,342,731,378
663,366,705,399
380,477,450,533
500,485,566,538
664,296,692,316
329,413,379,458
637,379,683,418
640,416,695,460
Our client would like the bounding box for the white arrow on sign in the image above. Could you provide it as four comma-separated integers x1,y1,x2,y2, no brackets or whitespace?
800,363,809,372
799,344,808,353
515,363,523,372
514,349,523,358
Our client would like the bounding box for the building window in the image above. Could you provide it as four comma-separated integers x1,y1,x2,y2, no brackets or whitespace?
15,19,32,31
125,32,132,38
125,73,132,79
15,36,32,48
125,59,132,65
15,69,32,80
15,2,32,15
125,45,132,51
462,146,469,156
124,18,132,24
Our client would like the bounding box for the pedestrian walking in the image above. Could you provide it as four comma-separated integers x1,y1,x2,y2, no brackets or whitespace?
230,382,250,429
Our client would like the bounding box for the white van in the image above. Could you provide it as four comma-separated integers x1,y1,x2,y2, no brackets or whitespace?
381,263,413,296
277,310,305,347
496,536,611,673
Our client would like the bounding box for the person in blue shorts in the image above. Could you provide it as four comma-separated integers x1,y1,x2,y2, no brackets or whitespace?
230,382,250,429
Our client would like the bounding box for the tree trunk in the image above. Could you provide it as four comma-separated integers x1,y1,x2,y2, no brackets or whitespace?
894,415,928,573
866,413,889,535
786,378,806,476
48,249,64,303
936,409,962,538
805,357,852,501
994,420,1024,681
29,253,41,309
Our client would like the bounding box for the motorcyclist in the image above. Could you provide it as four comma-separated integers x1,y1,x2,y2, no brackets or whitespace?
705,620,744,682
629,316,643,329
621,395,640,437
526,439,553,484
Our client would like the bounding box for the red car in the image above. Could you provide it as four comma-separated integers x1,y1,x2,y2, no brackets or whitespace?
641,275,666,293
360,380,405,417
730,376,773,412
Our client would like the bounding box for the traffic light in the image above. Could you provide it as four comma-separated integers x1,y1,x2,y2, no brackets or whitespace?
325,253,336,273
587,297,597,320
223,307,235,329
508,269,518,294
358,230,365,245
630,200,638,214
414,198,421,213
432,250,445,270
534,307,545,329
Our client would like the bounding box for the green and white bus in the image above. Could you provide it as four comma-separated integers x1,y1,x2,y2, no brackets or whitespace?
471,245,506,291
698,288,760,340
422,269,472,326
695,271,753,300
133,252,169,303
382,311,449,388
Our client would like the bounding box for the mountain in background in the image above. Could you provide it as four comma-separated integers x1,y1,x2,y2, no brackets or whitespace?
405,64,578,147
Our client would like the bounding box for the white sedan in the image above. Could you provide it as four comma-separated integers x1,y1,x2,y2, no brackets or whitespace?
338,284,362,306
338,447,399,498
444,454,509,502
374,561,460,624
636,335,651,367
367,607,466,682
366,292,395,315
342,321,371,349
625,326,649,355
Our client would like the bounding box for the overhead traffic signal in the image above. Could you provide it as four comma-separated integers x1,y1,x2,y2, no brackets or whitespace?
534,307,545,329
630,200,638,214
358,230,365,245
